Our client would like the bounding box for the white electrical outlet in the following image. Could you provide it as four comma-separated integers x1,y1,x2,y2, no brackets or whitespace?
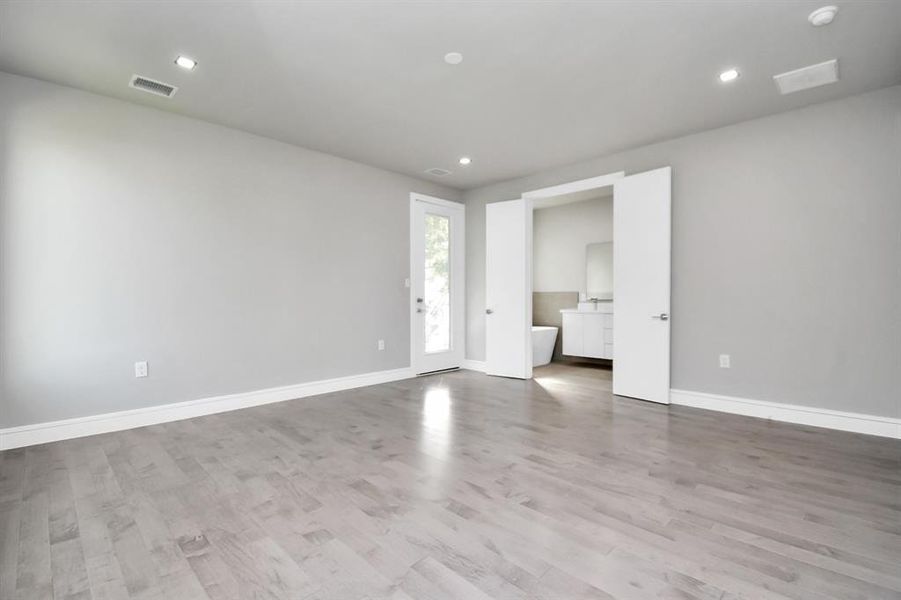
135,361,149,377
404,278,411,288
719,354,731,369
378,339,386,351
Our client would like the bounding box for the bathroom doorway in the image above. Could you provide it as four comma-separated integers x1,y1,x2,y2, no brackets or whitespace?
484,168,672,404
532,187,614,374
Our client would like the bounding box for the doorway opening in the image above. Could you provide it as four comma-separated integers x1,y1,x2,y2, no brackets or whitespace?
531,182,615,389
484,168,672,404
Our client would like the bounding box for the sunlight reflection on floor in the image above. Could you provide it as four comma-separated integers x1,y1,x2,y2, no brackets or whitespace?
420,387,452,461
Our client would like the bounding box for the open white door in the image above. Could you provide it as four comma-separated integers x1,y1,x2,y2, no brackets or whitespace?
485,199,532,379
613,167,672,404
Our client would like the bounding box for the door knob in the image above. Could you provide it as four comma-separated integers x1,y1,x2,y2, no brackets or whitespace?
651,313,669,321
486,309,494,315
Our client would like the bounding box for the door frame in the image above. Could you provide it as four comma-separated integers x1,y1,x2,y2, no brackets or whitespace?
409,192,465,375
509,172,625,378
521,171,625,204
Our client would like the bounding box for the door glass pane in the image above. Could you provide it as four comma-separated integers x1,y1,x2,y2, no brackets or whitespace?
424,213,450,353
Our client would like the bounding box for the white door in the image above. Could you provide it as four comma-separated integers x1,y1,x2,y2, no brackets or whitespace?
485,199,532,379
411,194,464,374
613,167,672,403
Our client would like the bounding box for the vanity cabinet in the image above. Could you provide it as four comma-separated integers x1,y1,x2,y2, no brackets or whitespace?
561,311,613,359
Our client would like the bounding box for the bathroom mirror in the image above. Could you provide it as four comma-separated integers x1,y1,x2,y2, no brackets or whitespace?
585,241,613,300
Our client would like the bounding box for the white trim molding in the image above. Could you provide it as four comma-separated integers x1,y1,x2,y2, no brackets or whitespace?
521,171,625,200
461,359,487,372
409,192,465,211
670,389,901,439
0,367,414,450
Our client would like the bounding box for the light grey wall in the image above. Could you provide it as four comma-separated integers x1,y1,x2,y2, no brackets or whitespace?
533,197,612,294
0,72,460,428
465,85,901,418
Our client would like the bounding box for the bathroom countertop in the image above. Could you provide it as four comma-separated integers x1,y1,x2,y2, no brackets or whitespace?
560,306,614,314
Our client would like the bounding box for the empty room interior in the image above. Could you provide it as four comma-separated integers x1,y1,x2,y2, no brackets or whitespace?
1,1,900,599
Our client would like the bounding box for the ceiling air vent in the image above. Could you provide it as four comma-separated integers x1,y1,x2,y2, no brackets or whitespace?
129,74,178,98
773,59,838,95
426,168,451,177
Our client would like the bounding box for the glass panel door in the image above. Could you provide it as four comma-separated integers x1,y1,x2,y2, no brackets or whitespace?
411,196,464,374
424,213,450,353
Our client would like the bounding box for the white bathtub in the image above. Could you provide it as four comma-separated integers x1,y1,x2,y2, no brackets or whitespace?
532,326,559,367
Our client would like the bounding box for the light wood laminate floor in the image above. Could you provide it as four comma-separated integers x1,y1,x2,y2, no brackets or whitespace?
2,363,899,600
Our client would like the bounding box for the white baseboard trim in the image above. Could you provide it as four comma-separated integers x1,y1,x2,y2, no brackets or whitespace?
7,372,892,450
0,367,415,450
461,359,487,372
670,389,901,439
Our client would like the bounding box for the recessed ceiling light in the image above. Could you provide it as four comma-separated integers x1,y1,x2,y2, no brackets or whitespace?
444,52,463,65
458,156,472,166
719,68,740,83
175,55,197,70
808,6,838,27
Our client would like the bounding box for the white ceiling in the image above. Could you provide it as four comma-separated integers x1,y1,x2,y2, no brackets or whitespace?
1,1,899,190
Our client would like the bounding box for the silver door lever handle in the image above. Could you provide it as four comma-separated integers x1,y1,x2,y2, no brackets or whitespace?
651,313,669,321
486,309,494,314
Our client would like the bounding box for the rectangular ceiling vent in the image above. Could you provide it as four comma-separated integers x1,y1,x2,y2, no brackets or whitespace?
773,59,838,95
129,74,178,98
426,167,451,177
